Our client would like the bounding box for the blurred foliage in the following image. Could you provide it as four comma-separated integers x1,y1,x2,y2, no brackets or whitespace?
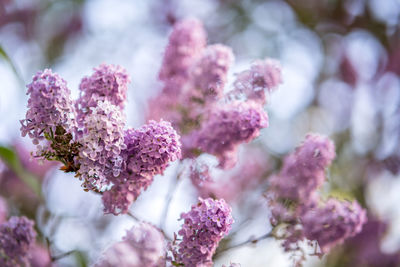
0,145,42,199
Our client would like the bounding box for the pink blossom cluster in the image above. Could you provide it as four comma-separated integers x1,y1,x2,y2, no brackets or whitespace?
148,18,282,168
170,197,234,267
96,222,165,267
267,133,367,257
75,64,130,126
0,216,37,267
102,120,181,214
21,64,181,214
20,69,76,150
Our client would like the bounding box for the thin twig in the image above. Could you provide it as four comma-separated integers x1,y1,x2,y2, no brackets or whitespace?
51,250,77,262
126,210,141,221
215,232,272,256
159,164,183,230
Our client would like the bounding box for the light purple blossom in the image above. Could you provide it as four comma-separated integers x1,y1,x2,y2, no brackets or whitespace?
76,64,130,126
190,44,234,102
20,69,76,147
77,100,126,191
191,102,268,168
102,175,153,215
269,133,335,204
159,18,207,95
170,197,234,267
232,58,282,105
123,120,181,178
301,198,367,254
103,120,181,215
0,216,37,267
346,218,400,266
96,222,165,267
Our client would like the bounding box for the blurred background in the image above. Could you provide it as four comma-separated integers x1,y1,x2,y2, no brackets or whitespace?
0,0,400,266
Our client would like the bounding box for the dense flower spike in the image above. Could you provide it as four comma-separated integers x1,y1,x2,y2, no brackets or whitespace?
102,120,181,215
96,222,165,267
0,216,36,267
269,133,335,204
170,198,233,267
301,198,367,254
190,44,234,102
20,69,76,148
192,102,268,168
232,59,282,105
123,120,181,177
150,18,281,170
76,64,130,126
77,100,126,191
102,175,153,215
159,18,207,94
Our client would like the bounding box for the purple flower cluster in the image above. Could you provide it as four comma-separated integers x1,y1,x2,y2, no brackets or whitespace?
301,199,367,254
96,222,165,267
123,120,181,177
232,59,282,105
269,133,335,204
75,64,130,126
192,102,268,168
77,100,126,191
170,198,234,267
190,44,234,102
158,18,206,95
0,216,37,267
266,133,367,257
345,218,400,266
103,120,181,215
20,69,76,148
21,64,182,214
148,18,281,169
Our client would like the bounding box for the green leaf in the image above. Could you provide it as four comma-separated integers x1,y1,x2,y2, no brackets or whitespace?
74,251,88,267
0,45,24,86
0,146,42,199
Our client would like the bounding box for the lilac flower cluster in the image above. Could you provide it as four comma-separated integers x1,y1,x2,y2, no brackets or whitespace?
103,120,181,215
170,198,234,267
269,133,335,205
21,64,181,214
96,222,165,267
148,18,281,169
232,58,282,105
75,64,130,126
266,133,367,257
0,216,37,267
77,100,126,191
191,102,268,168
20,69,76,155
301,198,367,254
158,18,206,95
123,120,181,177
190,44,234,102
